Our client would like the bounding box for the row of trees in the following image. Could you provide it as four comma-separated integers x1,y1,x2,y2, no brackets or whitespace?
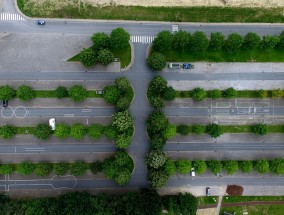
181,87,283,101
80,27,130,67
103,77,134,111
0,151,133,185
146,150,284,187
0,85,91,102
147,76,176,109
0,190,197,215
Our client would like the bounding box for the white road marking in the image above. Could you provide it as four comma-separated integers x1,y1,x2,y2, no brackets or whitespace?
0,12,25,21
130,36,156,44
64,114,74,117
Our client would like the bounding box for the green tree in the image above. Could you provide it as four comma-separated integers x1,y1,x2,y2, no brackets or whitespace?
149,96,165,109
164,159,176,176
0,164,14,174
192,125,206,134
243,32,261,49
224,33,243,53
17,85,35,101
54,163,69,176
150,134,166,150
260,35,280,50
271,88,283,98
190,31,209,53
178,193,198,215
209,32,225,50
252,124,268,135
35,162,53,176
163,86,176,101
70,161,88,176
90,161,102,175
152,30,173,54
162,124,176,139
88,124,103,140
176,160,191,174
91,32,109,50
147,52,166,72
115,133,132,148
34,123,53,140
256,89,267,99
208,89,222,99
115,77,131,92
148,169,169,188
254,160,269,174
54,123,70,140
69,85,87,102
207,160,222,174
193,160,207,174
116,97,131,111
206,123,223,138
223,160,238,175
270,158,284,175
147,111,169,135
70,124,86,140
112,110,133,132
172,30,190,51
191,87,207,101
146,150,167,169
55,86,68,99
223,87,237,98
279,31,284,49
238,160,253,173
0,85,15,100
103,85,120,105
97,49,114,65
148,76,168,95
79,48,97,67
177,124,190,136
0,125,16,139
115,169,131,185
16,161,35,175
103,125,118,140
110,27,130,49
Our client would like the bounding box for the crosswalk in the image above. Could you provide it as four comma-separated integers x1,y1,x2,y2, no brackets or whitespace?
130,36,156,44
0,12,25,21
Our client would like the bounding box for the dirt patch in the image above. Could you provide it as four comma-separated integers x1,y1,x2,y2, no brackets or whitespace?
26,0,284,8
197,208,217,215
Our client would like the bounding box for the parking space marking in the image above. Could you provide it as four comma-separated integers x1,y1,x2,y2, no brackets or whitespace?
64,114,74,117
25,147,46,152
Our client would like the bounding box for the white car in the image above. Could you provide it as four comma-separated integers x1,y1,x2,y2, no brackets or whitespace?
49,118,56,131
191,168,195,177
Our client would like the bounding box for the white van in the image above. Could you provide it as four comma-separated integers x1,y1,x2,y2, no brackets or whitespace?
168,63,181,69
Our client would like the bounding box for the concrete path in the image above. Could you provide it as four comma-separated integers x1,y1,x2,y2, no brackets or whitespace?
216,195,223,215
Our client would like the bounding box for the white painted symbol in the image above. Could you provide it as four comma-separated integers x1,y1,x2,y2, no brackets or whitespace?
1,107,14,118
14,106,27,118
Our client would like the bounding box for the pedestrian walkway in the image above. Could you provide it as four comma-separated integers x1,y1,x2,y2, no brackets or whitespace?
130,35,155,44
0,12,25,21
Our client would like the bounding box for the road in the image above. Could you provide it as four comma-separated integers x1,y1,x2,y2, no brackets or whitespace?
1,0,284,191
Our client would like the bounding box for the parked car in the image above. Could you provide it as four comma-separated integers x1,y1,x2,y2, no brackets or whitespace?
2,100,8,108
206,187,211,196
182,63,194,69
49,118,56,131
168,63,181,69
96,90,104,95
191,168,195,177
37,20,46,25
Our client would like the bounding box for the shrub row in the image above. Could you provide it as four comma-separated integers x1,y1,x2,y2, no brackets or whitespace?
1,110,134,149
177,87,283,100
0,85,90,102
177,123,271,137
103,77,134,111
147,76,176,109
0,151,133,185
146,149,284,188
80,27,130,67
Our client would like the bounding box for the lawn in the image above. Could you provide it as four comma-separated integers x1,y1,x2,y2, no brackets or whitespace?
17,0,284,23
198,196,218,206
223,196,284,203
34,90,102,98
67,43,131,69
166,49,284,62
220,205,284,215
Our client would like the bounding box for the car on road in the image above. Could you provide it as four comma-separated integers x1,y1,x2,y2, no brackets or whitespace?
49,118,56,131
182,63,194,69
37,20,46,25
2,100,8,108
206,187,211,196
191,168,195,176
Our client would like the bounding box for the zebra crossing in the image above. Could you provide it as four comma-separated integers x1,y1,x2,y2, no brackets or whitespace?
130,36,156,44
172,24,179,33
0,12,25,21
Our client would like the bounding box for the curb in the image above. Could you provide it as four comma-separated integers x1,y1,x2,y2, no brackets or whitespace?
121,41,134,72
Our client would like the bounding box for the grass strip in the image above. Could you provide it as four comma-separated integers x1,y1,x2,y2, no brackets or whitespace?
223,196,284,204
17,1,284,23
34,90,103,98
221,205,284,215
16,127,35,135
198,196,218,206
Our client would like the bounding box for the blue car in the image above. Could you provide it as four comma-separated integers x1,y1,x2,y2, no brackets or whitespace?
37,20,45,25
183,63,194,69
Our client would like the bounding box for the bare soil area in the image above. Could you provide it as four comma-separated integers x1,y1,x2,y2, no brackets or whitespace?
28,0,284,8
